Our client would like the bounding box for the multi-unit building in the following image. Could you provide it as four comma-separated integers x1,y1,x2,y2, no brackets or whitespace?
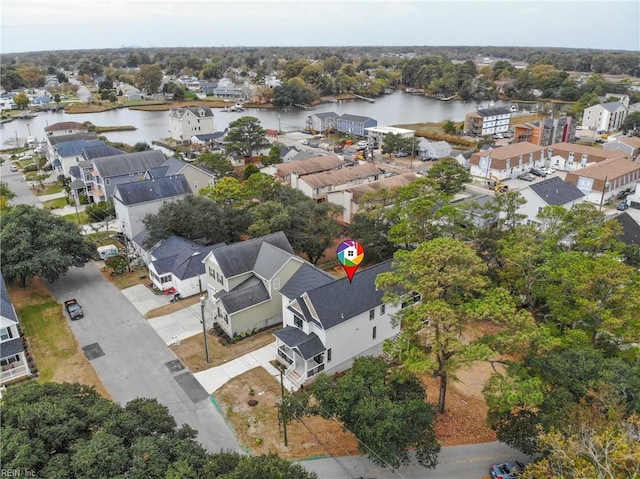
513,116,576,146
565,157,640,205
581,95,629,132
546,142,627,172
336,114,377,137
469,142,546,180
291,163,383,203
464,107,512,136
305,112,338,134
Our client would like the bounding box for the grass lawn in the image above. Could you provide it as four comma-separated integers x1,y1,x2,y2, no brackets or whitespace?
8,278,110,398
42,197,68,209
62,211,90,225
41,184,65,195
172,325,279,371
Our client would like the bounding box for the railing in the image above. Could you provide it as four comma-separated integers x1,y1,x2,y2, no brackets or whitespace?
0,363,31,383
277,347,293,365
307,363,325,378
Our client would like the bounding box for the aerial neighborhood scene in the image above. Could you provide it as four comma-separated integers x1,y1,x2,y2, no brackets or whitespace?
2,1,640,478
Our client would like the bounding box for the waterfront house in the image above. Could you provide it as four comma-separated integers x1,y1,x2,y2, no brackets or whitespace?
169,106,216,143
336,114,377,137
464,107,511,137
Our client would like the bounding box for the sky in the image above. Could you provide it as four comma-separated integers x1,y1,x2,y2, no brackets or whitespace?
2,0,639,54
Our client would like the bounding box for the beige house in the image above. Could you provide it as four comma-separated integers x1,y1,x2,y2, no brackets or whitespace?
546,142,628,171
263,154,345,182
469,142,546,181
292,163,383,203
326,173,417,223
169,106,216,142
565,157,640,204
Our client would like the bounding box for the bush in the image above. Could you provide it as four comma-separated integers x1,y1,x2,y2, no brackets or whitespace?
105,255,128,275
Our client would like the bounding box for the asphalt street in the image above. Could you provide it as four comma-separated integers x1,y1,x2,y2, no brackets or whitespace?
46,264,241,453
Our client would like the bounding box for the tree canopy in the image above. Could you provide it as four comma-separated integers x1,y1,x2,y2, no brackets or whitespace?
0,204,95,287
0,382,318,479
224,116,269,158
306,356,440,469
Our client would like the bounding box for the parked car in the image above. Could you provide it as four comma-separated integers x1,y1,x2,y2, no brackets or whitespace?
517,172,536,181
489,461,525,479
396,151,409,157
542,167,555,175
10,164,18,172
357,140,369,147
64,299,84,320
530,167,547,177
617,202,629,211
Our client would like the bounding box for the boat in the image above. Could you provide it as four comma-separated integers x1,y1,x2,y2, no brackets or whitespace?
17,110,38,119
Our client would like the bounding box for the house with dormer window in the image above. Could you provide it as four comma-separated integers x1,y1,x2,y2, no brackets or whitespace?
274,260,399,389
203,232,305,337
169,106,216,143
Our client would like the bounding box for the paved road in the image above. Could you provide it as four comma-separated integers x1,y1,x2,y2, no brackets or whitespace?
46,264,241,454
301,441,529,479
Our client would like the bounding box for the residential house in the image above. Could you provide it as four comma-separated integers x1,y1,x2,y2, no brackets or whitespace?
417,139,453,160
278,145,301,163
604,136,640,160
514,177,586,227
453,149,475,170
613,212,640,246
275,260,400,388
364,126,415,149
326,173,417,223
627,188,640,209
147,236,224,298
146,157,216,195
203,232,304,337
169,106,216,143
53,139,106,176
0,273,31,386
199,81,218,96
305,112,338,134
46,131,99,162
336,114,377,137
78,150,167,203
264,154,345,182
582,96,629,132
469,142,546,181
513,116,576,146
292,163,383,203
464,107,512,136
113,174,192,240
565,157,640,205
191,131,226,148
546,142,628,172
44,121,88,137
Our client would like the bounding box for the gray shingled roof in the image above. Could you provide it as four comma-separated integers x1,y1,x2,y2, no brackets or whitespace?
273,327,325,360
280,263,335,300
529,177,585,206
215,276,270,314
313,111,338,119
48,132,99,145
57,140,105,157
114,175,191,205
210,232,294,279
602,101,623,113
291,260,393,330
476,107,511,117
93,150,167,178
82,145,126,161
614,212,640,245
339,113,375,123
169,106,215,119
150,236,225,279
253,242,296,280
0,338,24,359
1,272,18,324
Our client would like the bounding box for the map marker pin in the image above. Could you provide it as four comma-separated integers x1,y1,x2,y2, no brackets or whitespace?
336,240,364,283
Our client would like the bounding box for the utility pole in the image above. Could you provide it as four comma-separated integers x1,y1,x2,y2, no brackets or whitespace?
200,296,210,363
280,369,288,446
599,175,609,211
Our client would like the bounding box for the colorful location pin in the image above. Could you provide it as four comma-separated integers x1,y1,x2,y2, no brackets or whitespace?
336,240,364,283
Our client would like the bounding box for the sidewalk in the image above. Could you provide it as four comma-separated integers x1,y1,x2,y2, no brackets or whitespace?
194,342,296,393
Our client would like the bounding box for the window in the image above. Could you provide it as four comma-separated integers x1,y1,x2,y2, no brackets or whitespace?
208,267,216,278
105,178,110,185
0,355,19,366
160,275,171,284
294,316,303,329
314,353,323,364
372,326,377,340
369,309,375,320
0,327,13,341
380,304,386,315
327,348,332,362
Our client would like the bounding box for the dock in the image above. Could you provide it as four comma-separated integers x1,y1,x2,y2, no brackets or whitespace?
353,94,375,103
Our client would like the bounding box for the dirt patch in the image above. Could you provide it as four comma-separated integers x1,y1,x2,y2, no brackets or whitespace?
214,367,360,460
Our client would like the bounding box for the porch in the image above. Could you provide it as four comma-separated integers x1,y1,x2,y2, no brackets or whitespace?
0,361,31,384
274,326,326,389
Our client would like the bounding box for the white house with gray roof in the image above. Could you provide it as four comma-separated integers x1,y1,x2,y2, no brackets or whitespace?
417,139,453,160
147,236,224,299
1,273,31,386
582,97,629,132
305,111,338,134
113,174,192,240
203,232,305,337
275,260,400,389
514,176,586,227
145,157,216,195
169,106,216,142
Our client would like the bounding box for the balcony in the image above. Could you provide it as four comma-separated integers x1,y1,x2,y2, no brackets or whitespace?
0,363,31,384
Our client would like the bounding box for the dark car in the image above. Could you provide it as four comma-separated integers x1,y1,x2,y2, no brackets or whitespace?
489,461,525,479
530,167,547,177
617,202,629,211
517,172,535,181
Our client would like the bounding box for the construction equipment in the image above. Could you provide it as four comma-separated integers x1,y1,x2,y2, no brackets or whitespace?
487,175,509,193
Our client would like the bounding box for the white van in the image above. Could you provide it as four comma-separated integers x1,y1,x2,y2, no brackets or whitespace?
97,244,119,260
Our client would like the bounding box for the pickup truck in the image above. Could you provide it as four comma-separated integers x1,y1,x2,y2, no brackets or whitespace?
64,299,84,320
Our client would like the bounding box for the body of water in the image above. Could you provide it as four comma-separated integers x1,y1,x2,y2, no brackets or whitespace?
1,92,513,148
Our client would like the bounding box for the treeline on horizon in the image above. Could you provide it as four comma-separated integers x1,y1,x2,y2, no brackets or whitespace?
2,45,639,77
